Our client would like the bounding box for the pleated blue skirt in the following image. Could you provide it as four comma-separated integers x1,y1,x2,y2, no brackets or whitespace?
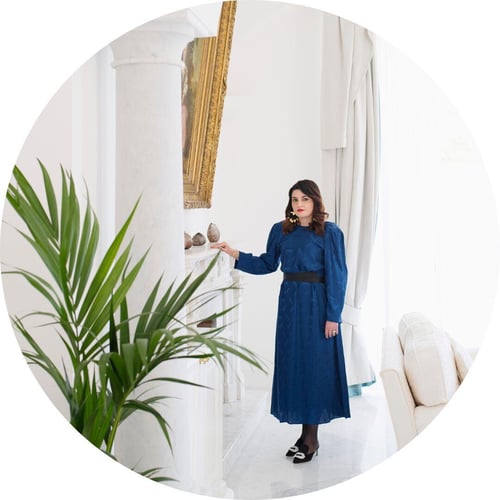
270,280,351,424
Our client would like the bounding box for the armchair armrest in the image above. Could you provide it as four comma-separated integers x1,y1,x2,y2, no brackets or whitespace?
380,327,418,449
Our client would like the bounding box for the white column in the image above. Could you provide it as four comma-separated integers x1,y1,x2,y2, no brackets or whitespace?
109,10,235,495
111,13,194,291
110,11,212,488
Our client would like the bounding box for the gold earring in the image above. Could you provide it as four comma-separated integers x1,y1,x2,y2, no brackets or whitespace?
288,211,299,224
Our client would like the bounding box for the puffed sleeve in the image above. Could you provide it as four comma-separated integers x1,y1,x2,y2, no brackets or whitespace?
234,222,282,275
324,223,348,322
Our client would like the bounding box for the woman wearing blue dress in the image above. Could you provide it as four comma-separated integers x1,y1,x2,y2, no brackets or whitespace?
212,180,350,463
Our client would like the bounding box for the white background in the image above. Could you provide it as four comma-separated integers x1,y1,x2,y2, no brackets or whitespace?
1,1,498,499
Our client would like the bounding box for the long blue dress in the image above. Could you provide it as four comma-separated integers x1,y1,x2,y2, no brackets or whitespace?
235,221,350,424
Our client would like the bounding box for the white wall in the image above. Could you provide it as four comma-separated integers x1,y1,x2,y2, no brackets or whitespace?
2,77,75,415
209,1,324,389
1,47,115,414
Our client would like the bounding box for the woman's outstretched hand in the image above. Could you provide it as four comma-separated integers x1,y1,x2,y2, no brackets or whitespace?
325,320,339,338
211,241,239,260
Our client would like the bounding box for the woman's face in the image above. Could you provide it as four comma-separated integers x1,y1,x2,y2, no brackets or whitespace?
291,189,314,224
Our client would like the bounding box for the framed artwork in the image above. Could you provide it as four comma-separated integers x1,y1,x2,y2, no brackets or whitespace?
182,1,237,208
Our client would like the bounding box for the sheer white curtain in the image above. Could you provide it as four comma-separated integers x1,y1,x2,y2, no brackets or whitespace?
361,39,499,362
320,14,379,394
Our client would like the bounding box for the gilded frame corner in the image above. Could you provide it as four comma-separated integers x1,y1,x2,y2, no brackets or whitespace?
182,1,237,209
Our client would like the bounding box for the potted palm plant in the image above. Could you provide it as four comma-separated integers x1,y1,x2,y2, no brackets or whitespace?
3,161,264,481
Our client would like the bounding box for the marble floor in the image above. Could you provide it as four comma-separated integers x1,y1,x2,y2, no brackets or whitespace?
223,383,397,499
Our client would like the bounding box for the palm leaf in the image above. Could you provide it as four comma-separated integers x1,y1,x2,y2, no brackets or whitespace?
76,199,139,323
138,468,174,483
135,276,163,335
59,166,80,278
119,297,131,346
136,253,221,338
9,165,55,238
78,242,133,328
140,376,209,390
5,162,267,482
39,159,59,235
108,297,118,354
122,399,172,451
84,251,148,340
13,317,69,399
73,201,99,304
14,227,60,284
119,395,173,422
4,268,63,314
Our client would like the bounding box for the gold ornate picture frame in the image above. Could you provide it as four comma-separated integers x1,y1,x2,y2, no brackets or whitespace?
182,1,237,208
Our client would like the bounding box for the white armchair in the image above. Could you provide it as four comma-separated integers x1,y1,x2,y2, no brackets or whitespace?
380,312,476,449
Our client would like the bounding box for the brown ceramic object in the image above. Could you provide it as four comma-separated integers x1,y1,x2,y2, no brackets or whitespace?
207,222,220,243
192,232,206,246
184,232,193,250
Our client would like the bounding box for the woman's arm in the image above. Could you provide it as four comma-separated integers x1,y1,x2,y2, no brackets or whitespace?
211,222,282,275
211,242,239,260
324,223,348,323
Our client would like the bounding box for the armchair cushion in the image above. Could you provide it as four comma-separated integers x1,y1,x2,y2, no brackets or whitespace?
398,312,459,406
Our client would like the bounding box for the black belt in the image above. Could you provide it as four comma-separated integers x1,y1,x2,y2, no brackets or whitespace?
283,272,325,283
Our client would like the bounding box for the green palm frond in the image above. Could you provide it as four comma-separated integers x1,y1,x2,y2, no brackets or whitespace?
4,161,266,480
138,467,175,483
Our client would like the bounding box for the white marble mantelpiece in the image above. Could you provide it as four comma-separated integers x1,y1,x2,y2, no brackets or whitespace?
172,244,242,497
184,245,245,403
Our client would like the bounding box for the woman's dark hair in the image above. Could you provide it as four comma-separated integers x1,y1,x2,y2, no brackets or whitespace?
283,179,329,235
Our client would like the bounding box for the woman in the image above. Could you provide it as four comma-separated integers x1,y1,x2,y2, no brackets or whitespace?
212,179,350,464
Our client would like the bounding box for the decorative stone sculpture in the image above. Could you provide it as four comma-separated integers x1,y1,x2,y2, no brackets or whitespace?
192,232,206,246
184,232,193,250
207,222,220,243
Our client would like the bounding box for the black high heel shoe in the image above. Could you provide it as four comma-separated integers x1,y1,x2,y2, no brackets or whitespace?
285,437,303,457
292,443,319,464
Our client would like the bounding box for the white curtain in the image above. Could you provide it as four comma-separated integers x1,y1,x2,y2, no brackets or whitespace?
372,39,498,349
320,15,379,393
